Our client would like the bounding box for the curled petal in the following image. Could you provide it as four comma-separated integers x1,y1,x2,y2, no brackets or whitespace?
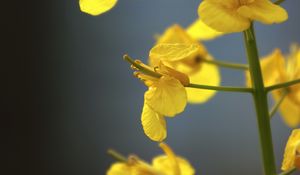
237,0,288,24
186,19,223,40
152,143,195,175
198,1,250,33
106,163,131,175
145,76,187,117
79,0,117,16
141,104,167,142
282,129,300,171
149,43,201,62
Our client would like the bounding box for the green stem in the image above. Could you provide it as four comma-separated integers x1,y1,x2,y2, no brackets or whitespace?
266,79,300,92
203,59,249,70
186,83,252,93
243,24,276,175
269,90,287,119
278,167,296,175
274,0,286,5
107,149,127,162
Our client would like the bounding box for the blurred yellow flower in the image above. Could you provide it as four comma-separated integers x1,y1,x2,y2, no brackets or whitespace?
282,129,300,171
150,24,220,103
246,45,300,127
126,55,191,141
79,0,117,16
186,19,223,40
107,142,195,175
198,0,288,33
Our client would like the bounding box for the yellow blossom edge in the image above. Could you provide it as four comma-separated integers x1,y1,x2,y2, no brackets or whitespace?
79,0,118,16
152,143,195,175
282,129,300,171
149,43,201,62
198,0,288,33
186,19,223,40
141,104,167,142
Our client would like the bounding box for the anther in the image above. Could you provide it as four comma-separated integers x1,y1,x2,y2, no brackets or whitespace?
131,65,139,70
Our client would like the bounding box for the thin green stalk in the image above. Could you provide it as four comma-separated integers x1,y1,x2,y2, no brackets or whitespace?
186,83,252,93
278,167,296,175
269,91,288,119
266,79,300,92
243,24,276,175
203,59,249,70
274,0,286,5
107,149,127,162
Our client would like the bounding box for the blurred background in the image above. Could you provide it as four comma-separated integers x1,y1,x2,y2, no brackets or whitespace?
4,0,300,175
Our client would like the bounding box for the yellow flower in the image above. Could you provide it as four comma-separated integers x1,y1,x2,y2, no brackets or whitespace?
186,19,223,40
126,55,191,141
246,45,300,127
79,0,117,16
106,142,195,175
282,129,300,171
198,0,288,33
150,24,221,103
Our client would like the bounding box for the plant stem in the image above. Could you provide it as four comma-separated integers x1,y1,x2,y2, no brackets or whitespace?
243,24,276,175
269,90,288,119
107,149,127,162
266,79,300,92
203,59,249,70
186,83,253,93
278,167,296,175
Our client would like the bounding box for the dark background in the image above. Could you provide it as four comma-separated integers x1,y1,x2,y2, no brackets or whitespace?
4,0,300,175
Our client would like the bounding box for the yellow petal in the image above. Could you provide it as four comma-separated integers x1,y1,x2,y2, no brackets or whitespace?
186,19,223,40
237,0,288,24
106,163,131,175
149,43,201,62
79,0,117,16
185,56,220,103
152,143,195,175
198,1,250,33
273,91,300,128
281,129,300,171
157,24,197,44
141,104,167,142
247,49,285,87
145,76,187,117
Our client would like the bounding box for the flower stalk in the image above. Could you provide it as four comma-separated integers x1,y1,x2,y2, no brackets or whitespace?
269,90,288,119
243,24,276,175
186,83,252,93
203,59,249,70
266,79,300,92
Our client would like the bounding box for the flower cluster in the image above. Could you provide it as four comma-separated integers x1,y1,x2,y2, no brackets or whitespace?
107,143,195,175
77,1,300,175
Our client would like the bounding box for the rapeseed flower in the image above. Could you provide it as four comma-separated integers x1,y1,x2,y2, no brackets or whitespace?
125,50,197,141
198,0,288,33
79,0,117,16
107,142,195,175
282,129,300,171
150,24,220,103
246,45,300,127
